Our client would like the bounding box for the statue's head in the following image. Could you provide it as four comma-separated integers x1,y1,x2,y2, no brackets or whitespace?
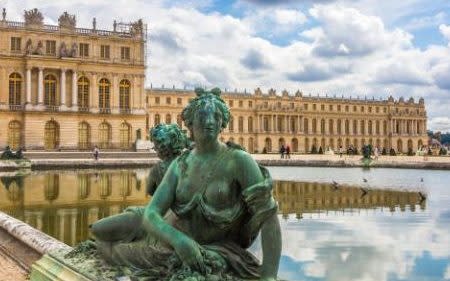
181,88,230,140
150,124,188,160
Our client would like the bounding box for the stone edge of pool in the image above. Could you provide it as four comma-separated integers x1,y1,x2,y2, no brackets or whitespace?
1,157,450,171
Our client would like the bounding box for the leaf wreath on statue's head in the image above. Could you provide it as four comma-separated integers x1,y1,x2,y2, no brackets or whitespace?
183,87,230,130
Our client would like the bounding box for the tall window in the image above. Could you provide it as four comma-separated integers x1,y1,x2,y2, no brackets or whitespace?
368,120,373,135
345,120,350,135
329,119,334,134
10,37,21,52
45,40,56,55
154,114,160,126
304,118,309,133
98,122,111,148
165,114,171,124
9,73,22,106
79,43,89,57
119,79,130,112
44,74,57,106
98,78,110,112
376,121,380,135
238,117,244,133
360,120,365,135
320,119,325,134
312,119,317,133
78,122,91,149
248,117,253,133
263,117,269,131
77,77,89,109
8,121,21,150
229,116,234,131
119,122,131,148
100,45,110,59
337,119,342,134
44,120,59,150
121,47,130,60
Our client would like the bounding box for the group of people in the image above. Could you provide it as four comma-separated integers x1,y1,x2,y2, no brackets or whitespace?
279,144,291,159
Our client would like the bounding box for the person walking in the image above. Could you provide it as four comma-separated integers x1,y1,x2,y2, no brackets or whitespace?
280,144,285,159
93,145,100,161
285,145,291,159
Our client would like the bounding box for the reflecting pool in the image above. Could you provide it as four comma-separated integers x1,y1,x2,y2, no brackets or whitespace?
0,167,449,281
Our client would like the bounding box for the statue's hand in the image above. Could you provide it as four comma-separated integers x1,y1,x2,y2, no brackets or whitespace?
174,236,206,274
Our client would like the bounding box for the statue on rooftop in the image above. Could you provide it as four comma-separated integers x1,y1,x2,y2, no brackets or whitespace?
24,8,43,26
58,12,76,29
25,39,33,55
70,42,78,57
77,88,281,281
33,40,43,55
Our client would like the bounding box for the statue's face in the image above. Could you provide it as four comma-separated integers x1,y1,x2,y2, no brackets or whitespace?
192,101,222,142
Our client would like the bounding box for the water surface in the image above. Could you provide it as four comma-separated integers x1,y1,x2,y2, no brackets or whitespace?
0,167,448,281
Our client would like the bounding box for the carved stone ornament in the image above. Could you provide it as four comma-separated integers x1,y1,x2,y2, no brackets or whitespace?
130,19,143,36
33,40,44,55
25,39,33,55
70,42,78,57
59,42,68,57
24,8,43,26
58,12,76,29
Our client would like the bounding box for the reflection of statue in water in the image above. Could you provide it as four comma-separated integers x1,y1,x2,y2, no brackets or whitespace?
89,88,281,280
146,124,188,195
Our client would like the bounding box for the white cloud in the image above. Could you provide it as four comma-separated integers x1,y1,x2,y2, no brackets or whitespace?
429,117,450,133
3,1,450,131
440,24,450,43
307,4,413,57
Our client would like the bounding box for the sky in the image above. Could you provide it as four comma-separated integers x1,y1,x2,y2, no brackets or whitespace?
2,0,449,132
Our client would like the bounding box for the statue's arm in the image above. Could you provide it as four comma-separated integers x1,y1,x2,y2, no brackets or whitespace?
233,151,281,280
142,161,182,243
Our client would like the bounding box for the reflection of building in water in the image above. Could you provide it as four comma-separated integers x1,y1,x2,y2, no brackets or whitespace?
273,181,425,220
0,173,425,246
0,170,147,246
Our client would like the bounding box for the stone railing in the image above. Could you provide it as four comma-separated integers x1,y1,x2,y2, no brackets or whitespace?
2,20,142,39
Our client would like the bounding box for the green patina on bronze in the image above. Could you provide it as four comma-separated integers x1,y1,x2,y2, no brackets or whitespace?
63,88,282,281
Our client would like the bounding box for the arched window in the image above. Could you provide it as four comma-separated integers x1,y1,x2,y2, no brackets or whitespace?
120,122,131,149
368,120,373,135
98,122,112,148
177,114,182,128
248,138,254,153
238,117,244,133
304,138,309,153
229,116,234,131
312,119,317,133
8,121,21,150
383,121,387,135
320,119,325,134
376,120,380,135
119,79,131,112
44,74,57,106
98,78,110,112
78,122,91,149
292,138,298,152
238,137,244,147
154,114,160,125
9,73,22,106
44,120,59,150
248,117,253,133
329,138,334,150
165,114,171,124
397,139,403,153
279,138,285,149
337,119,342,134
329,119,334,134
265,138,272,152
77,174,90,200
77,77,90,109
99,173,112,199
418,139,423,150
353,120,358,135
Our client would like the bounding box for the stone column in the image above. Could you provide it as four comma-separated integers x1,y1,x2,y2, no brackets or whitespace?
25,67,32,109
72,71,78,111
37,67,44,109
60,69,67,110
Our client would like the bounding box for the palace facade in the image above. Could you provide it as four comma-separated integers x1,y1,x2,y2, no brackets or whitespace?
147,88,428,154
0,9,147,150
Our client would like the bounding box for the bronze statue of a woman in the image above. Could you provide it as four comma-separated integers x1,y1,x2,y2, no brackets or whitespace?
91,88,281,281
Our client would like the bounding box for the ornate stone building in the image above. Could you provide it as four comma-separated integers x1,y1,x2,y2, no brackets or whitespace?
0,9,147,150
147,87,428,154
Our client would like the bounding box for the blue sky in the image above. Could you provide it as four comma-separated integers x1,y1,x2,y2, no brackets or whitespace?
2,0,449,131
